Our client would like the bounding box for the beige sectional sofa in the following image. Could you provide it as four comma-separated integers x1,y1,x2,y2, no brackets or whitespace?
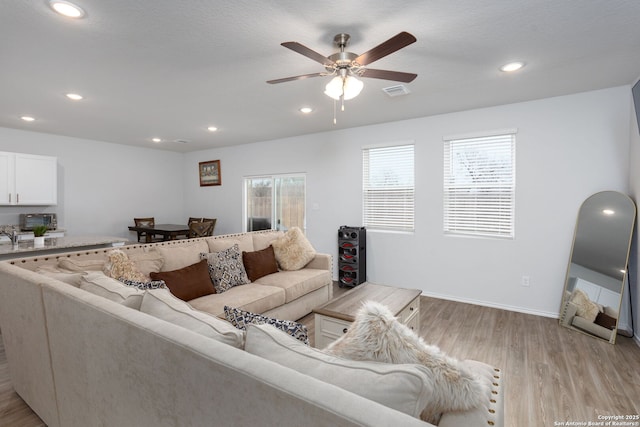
0,230,504,427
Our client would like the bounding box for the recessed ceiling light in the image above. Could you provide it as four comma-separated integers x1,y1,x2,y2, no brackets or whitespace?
151,138,162,143
300,107,313,114
603,209,615,215
49,1,85,18
500,61,525,72
207,126,218,132
21,116,35,122
66,93,83,100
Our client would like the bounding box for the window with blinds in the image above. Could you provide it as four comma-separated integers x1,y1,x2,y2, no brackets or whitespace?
362,144,415,232
443,132,516,238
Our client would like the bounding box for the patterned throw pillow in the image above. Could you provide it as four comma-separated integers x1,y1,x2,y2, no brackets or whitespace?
119,278,167,290
200,244,250,293
224,306,309,345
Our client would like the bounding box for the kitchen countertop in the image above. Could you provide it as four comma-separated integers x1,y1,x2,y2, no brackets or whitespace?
0,235,128,259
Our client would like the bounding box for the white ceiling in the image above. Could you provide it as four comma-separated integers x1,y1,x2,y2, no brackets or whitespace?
2,0,640,153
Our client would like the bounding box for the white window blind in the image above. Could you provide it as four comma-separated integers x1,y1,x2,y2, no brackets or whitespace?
443,133,515,238
362,144,415,231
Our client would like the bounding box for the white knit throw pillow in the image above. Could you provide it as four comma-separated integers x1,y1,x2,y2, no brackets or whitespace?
271,227,316,270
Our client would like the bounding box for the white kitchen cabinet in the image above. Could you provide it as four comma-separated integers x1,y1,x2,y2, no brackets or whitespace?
0,151,57,206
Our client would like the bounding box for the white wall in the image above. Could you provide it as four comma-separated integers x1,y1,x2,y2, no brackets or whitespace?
0,128,185,239
184,86,632,317
0,86,631,319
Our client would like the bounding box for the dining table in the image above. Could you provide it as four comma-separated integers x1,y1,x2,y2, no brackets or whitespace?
128,223,190,242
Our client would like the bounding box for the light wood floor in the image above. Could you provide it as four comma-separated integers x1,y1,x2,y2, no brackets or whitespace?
2,287,640,426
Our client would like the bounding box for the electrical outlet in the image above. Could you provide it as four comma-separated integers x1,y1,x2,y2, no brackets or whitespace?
521,275,530,287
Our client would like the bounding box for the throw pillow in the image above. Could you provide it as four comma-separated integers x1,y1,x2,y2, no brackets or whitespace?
150,259,215,302
140,289,244,348
570,289,600,322
79,272,144,309
324,300,487,424
224,306,309,345
271,227,316,271
244,323,431,419
120,278,167,290
103,249,148,282
200,244,250,293
242,245,279,281
594,311,617,330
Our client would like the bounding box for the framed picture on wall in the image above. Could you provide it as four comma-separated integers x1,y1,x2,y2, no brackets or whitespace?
199,160,222,186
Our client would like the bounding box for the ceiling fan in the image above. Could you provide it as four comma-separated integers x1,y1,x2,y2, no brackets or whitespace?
267,32,418,102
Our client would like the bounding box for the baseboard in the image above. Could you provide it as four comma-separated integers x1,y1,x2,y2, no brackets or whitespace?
418,290,559,319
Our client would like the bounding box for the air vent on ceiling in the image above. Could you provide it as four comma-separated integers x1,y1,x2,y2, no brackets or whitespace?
382,84,411,97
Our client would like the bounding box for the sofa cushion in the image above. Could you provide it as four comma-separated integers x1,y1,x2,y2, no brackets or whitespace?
188,283,286,318
207,233,254,254
254,268,330,303
36,267,84,287
245,323,431,419
58,257,105,272
140,288,244,348
271,227,316,271
79,272,144,309
128,251,164,277
224,306,309,344
242,245,279,282
153,240,210,272
150,259,215,302
200,244,250,293
252,231,284,251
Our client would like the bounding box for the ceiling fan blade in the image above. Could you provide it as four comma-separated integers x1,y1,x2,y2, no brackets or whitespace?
354,32,417,66
359,68,417,83
281,42,335,67
267,72,326,84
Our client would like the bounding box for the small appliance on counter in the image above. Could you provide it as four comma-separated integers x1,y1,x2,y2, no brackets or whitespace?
20,213,57,231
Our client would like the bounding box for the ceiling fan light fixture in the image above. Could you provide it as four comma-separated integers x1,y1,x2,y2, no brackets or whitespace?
324,75,363,101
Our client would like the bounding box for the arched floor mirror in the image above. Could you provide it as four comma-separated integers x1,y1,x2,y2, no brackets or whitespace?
559,191,636,344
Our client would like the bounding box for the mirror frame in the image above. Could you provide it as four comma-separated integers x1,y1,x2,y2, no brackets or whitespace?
559,191,636,344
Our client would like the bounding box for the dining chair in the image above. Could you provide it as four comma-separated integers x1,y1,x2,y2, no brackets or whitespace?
188,217,203,225
133,217,158,242
189,220,214,238
202,218,217,236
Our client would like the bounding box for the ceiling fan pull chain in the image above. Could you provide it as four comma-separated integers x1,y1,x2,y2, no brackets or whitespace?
333,99,337,125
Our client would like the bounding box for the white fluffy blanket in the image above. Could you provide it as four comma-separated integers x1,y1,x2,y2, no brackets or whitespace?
324,300,487,423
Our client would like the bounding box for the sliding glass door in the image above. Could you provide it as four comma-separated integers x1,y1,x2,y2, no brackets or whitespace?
244,174,306,232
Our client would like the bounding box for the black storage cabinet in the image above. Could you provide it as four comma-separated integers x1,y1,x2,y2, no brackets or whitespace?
337,226,366,288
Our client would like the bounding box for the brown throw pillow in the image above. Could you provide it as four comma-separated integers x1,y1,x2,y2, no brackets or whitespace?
242,245,279,282
594,312,617,330
150,259,215,301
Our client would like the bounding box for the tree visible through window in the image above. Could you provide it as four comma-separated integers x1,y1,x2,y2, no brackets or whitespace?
362,144,415,232
443,132,516,238
244,175,306,232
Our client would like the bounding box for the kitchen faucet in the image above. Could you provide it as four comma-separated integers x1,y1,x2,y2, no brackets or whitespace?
0,229,19,245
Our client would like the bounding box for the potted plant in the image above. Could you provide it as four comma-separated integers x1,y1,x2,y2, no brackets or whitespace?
32,225,48,247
